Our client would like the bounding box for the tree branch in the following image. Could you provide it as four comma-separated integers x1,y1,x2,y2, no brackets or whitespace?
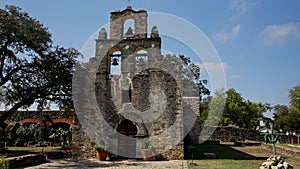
0,98,35,125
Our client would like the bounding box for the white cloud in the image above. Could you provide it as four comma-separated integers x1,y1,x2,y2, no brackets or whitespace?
261,22,300,46
212,24,241,43
229,0,259,21
212,0,258,44
230,75,241,80
230,0,248,16
231,24,242,35
197,62,229,73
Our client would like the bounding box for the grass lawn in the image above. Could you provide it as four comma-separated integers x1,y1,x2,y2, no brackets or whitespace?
188,159,262,169
186,143,300,169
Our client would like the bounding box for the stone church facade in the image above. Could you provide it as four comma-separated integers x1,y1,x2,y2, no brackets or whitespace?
71,6,200,160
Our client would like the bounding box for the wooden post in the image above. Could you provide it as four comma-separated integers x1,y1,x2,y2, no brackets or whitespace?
270,123,276,155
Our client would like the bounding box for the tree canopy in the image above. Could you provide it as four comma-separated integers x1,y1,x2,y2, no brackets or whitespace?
289,84,300,114
0,5,79,124
200,88,264,129
273,84,300,133
158,54,210,99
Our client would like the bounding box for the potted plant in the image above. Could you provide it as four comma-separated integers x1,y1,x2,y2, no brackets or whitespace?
140,138,156,161
93,143,110,161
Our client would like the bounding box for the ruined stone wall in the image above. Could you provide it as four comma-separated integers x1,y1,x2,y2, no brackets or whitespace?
95,70,183,160
71,6,186,160
140,70,183,160
182,97,200,144
131,75,150,111
71,118,96,159
190,126,261,143
0,110,74,126
72,71,184,160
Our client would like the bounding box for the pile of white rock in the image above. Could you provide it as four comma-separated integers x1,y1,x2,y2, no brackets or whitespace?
260,155,293,169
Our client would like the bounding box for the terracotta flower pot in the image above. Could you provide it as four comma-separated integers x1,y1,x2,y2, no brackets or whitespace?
141,149,153,161
62,146,72,150
96,150,108,161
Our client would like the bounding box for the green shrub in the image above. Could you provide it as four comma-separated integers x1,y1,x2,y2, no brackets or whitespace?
0,158,10,169
93,144,110,151
141,138,156,149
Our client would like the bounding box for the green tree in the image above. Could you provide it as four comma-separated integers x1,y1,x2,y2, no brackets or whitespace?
258,102,272,113
223,88,245,126
272,85,300,133
15,123,41,145
289,84,300,112
288,85,300,132
274,107,300,133
179,55,210,100
287,85,300,132
244,100,264,129
49,127,71,144
161,54,210,99
204,89,226,126
273,104,290,132
0,6,79,125
220,88,263,129
199,96,212,123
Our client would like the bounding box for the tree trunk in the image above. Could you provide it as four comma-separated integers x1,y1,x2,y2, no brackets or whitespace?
0,99,35,125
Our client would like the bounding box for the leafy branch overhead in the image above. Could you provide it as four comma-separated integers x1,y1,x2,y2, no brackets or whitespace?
161,54,210,99
0,5,79,123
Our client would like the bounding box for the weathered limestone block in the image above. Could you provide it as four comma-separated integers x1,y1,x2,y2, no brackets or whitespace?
260,155,293,169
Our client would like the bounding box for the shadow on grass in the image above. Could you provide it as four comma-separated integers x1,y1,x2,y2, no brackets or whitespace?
0,149,37,158
185,143,267,160
1,147,63,158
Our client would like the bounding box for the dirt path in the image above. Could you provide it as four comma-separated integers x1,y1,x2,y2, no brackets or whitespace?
232,144,300,168
20,159,188,169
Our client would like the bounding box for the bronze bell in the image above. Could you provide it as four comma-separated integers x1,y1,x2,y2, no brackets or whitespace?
125,26,134,37
138,57,146,66
112,58,119,66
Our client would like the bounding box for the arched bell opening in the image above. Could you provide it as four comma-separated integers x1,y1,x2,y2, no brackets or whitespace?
123,19,135,38
108,49,122,76
134,47,149,75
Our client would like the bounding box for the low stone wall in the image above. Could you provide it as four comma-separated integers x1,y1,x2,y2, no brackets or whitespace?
209,126,261,142
4,154,46,168
190,126,261,143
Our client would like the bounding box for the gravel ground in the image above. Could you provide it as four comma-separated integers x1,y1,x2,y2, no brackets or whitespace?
21,158,188,169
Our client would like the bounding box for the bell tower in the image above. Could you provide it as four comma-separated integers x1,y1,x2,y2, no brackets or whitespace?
96,6,161,76
110,6,147,39
92,6,184,160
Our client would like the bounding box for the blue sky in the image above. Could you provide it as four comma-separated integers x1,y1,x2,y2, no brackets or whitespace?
1,0,300,114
